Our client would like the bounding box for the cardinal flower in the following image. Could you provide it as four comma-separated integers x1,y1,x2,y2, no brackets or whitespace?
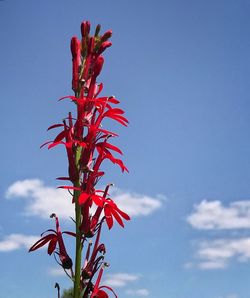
29,214,73,269
33,21,131,298
82,221,105,282
90,265,117,298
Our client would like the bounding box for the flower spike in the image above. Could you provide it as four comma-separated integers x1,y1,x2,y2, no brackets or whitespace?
33,21,130,298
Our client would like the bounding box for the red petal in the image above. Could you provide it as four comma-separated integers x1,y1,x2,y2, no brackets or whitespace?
114,158,129,173
47,237,57,255
95,83,103,97
95,290,109,298
97,128,118,137
109,115,129,126
40,141,53,149
54,130,66,143
92,194,104,207
62,231,76,237
47,124,64,131
96,96,119,105
115,207,130,221
105,142,123,155
93,171,105,178
107,97,120,104
48,141,64,149
58,95,78,101
41,229,56,236
29,234,55,252
107,200,130,220
102,111,128,126
99,286,118,298
104,206,113,229
77,141,87,148
104,108,125,116
109,208,124,227
96,142,122,155
79,192,90,205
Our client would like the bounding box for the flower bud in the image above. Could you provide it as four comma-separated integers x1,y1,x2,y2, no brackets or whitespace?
88,37,95,54
95,24,101,37
93,55,104,78
60,255,73,269
82,269,92,279
97,41,112,56
71,38,81,91
98,243,106,254
81,20,91,38
70,36,80,58
101,30,112,42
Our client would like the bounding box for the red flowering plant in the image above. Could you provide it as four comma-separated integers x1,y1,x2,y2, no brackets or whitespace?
29,21,130,298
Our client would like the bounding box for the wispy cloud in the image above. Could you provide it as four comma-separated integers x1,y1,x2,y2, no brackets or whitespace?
0,234,39,252
103,273,139,287
6,179,163,220
187,200,250,230
48,267,66,277
186,199,250,269
110,188,163,217
125,288,149,296
48,269,150,295
103,273,149,296
192,238,250,269
6,179,74,220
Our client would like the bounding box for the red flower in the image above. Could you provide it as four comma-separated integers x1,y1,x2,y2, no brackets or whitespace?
93,289,108,298
90,266,118,298
78,184,130,230
82,221,105,280
104,198,130,229
29,214,73,269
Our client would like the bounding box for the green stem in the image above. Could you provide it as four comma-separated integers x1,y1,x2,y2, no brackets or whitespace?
73,146,82,298
73,186,82,298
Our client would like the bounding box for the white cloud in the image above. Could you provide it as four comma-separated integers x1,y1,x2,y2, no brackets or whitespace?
6,179,74,220
110,188,163,216
126,289,150,296
6,179,163,220
226,295,239,298
0,234,39,252
103,273,149,296
103,273,139,287
48,267,66,277
187,200,250,230
193,238,250,269
184,262,194,269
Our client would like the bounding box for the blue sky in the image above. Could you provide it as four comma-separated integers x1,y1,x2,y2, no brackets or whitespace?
1,0,250,297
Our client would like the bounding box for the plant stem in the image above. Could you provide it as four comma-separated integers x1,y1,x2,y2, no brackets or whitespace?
73,146,82,298
73,185,82,298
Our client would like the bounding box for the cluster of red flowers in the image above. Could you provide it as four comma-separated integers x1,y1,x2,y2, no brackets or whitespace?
29,21,130,298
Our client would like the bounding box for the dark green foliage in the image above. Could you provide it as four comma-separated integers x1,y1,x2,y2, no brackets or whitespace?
61,288,74,298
